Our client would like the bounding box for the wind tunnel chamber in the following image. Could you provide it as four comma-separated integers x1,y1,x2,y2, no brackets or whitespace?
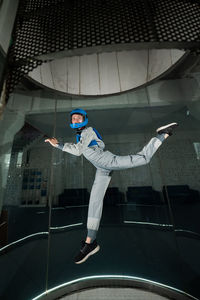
43,88,200,300
0,0,200,300
1,85,200,299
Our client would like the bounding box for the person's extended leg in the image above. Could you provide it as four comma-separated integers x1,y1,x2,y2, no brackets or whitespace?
99,122,178,170
99,134,164,170
74,168,112,264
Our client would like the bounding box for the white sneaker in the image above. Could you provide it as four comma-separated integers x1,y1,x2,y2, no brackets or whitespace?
156,123,178,136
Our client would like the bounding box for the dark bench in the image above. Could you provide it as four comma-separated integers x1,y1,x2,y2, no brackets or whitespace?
126,186,163,205
58,188,90,206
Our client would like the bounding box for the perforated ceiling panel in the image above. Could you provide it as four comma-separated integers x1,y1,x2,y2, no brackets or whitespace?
4,0,200,100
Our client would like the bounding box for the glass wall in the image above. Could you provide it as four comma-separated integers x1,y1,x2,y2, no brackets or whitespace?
0,92,57,299
46,90,187,295
0,75,200,300
0,49,5,82
146,81,200,296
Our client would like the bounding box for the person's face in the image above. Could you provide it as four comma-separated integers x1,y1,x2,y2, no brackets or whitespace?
71,114,84,124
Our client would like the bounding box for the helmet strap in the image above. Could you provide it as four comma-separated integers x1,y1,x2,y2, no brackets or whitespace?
76,126,85,134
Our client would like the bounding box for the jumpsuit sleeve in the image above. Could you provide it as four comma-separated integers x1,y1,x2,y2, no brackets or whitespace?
55,127,96,156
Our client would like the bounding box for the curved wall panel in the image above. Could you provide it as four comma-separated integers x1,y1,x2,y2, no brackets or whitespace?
28,49,185,96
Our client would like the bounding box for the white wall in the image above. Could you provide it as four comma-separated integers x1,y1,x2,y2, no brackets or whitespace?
28,49,185,96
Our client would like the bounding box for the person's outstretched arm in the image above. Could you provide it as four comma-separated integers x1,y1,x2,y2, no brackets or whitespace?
45,137,59,147
45,127,96,156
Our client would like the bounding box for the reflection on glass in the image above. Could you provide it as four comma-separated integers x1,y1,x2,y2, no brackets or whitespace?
44,82,200,300
146,81,200,299
0,98,54,300
46,95,183,294
1,76,200,300
193,142,200,160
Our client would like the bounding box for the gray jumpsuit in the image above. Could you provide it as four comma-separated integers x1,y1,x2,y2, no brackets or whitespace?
56,127,165,240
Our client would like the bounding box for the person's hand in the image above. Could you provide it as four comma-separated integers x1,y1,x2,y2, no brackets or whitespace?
45,137,58,147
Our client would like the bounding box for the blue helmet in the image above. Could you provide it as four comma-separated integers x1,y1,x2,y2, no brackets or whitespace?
70,108,88,129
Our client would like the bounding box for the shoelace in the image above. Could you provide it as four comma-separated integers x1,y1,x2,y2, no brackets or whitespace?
80,243,91,254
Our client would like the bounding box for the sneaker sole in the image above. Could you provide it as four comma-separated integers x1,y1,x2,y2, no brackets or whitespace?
156,122,178,132
75,245,100,264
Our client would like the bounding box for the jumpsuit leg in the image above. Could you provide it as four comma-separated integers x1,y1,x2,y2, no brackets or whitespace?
87,168,112,240
102,136,164,170
85,134,165,240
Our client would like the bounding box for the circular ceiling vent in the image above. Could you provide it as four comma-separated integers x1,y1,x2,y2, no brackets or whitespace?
28,49,185,96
